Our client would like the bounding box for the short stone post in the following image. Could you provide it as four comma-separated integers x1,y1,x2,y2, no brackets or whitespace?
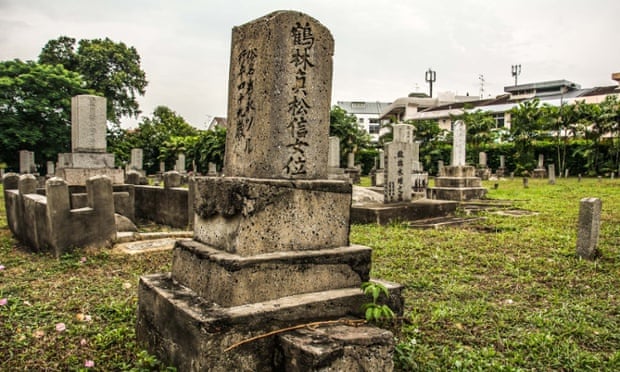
86,176,115,216
346,152,355,168
46,161,55,177
159,161,166,174
125,170,142,185
522,177,529,188
18,174,37,195
378,150,385,169
548,164,556,185
46,177,72,256
130,148,144,171
578,174,582,182
576,197,601,259
2,173,19,190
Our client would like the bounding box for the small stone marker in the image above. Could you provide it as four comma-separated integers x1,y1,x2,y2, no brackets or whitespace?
176,153,186,173
347,152,355,168
522,177,529,188
564,168,569,178
452,120,466,166
159,161,165,173
499,155,505,169
378,149,384,169
537,154,544,169
71,95,107,153
576,197,601,259
384,124,413,203
578,174,582,182
548,164,556,185
46,161,55,176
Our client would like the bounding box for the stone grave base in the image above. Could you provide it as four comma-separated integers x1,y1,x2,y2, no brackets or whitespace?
350,199,458,225
344,168,360,184
171,240,372,307
275,323,394,370
427,186,487,201
136,273,403,372
532,168,547,178
55,168,124,185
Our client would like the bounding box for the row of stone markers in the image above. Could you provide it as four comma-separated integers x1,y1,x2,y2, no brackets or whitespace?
135,11,403,371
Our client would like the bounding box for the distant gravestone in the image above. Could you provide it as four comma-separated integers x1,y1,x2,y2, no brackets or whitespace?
130,148,143,171
412,142,422,172
207,162,217,176
479,152,487,167
576,197,601,259
176,153,186,173
71,95,107,153
437,160,444,173
159,161,165,173
224,11,333,180
548,164,556,185
19,150,35,174
523,177,529,188
499,155,505,169
392,124,414,144
378,149,385,169
451,120,466,166
328,136,340,169
537,154,544,169
346,152,355,168
46,161,55,176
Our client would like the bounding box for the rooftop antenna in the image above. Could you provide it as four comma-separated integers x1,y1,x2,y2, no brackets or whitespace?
511,64,521,86
479,74,485,99
425,68,436,98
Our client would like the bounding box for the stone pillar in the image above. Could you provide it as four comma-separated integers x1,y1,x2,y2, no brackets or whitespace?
499,155,505,169
71,95,107,153
378,150,385,169
576,197,601,260
537,154,544,169
479,152,487,168
346,152,355,168
437,160,444,173
46,177,72,256
451,120,466,166
328,136,340,168
176,153,186,173
130,148,143,171
522,177,529,188
159,161,166,174
86,175,114,215
46,161,55,176
392,124,414,144
384,141,413,203
19,150,34,174
548,164,556,185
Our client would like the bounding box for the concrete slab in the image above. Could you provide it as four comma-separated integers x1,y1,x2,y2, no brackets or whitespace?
351,199,458,225
113,237,192,255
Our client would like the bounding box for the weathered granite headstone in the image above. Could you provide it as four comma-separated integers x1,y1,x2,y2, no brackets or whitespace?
451,120,466,166
548,164,556,185
46,161,55,176
523,177,529,188
130,148,143,171
344,151,360,183
175,153,185,173
576,197,601,259
384,124,414,203
437,160,444,173
136,12,401,371
532,153,546,178
19,150,35,174
346,152,355,168
499,155,505,169
159,161,165,174
477,151,490,180
373,149,385,186
55,95,123,184
393,123,414,144
327,136,346,180
207,162,217,176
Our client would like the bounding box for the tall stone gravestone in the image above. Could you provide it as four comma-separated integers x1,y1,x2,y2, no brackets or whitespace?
327,136,346,180
19,150,35,174
130,148,143,172
497,155,506,177
136,11,401,371
175,153,185,173
532,153,547,178
429,120,486,200
384,124,413,202
56,95,124,185
476,151,490,180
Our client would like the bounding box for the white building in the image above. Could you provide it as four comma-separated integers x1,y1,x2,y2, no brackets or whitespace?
336,101,391,143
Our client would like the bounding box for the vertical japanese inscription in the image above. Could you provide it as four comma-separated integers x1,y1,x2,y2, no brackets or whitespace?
283,22,315,177
235,48,257,153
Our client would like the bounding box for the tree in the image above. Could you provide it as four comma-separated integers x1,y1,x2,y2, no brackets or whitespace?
109,106,198,173
195,126,227,172
39,36,147,123
329,106,371,165
0,59,91,170
408,119,449,174
510,98,545,174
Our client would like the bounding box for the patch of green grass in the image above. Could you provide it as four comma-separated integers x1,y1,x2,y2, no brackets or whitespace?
352,177,620,370
1,178,619,370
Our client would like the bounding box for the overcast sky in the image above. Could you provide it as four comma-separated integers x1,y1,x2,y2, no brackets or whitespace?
1,0,619,128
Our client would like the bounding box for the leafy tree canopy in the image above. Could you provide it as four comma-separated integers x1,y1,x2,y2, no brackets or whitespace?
330,106,371,155
0,59,91,170
39,36,147,123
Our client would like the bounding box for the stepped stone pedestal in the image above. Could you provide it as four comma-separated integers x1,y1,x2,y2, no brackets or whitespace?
136,11,402,371
429,165,487,201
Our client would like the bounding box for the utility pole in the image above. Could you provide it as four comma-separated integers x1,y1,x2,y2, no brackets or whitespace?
511,64,521,86
425,68,436,98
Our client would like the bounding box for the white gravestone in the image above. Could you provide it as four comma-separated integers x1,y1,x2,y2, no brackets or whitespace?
452,120,466,166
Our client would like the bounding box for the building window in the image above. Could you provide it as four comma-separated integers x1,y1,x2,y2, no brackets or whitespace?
369,118,379,124
358,118,364,124
369,124,380,134
351,102,366,109
494,114,505,128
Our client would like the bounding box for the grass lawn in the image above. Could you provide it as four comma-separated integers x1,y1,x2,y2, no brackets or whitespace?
1,177,619,370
